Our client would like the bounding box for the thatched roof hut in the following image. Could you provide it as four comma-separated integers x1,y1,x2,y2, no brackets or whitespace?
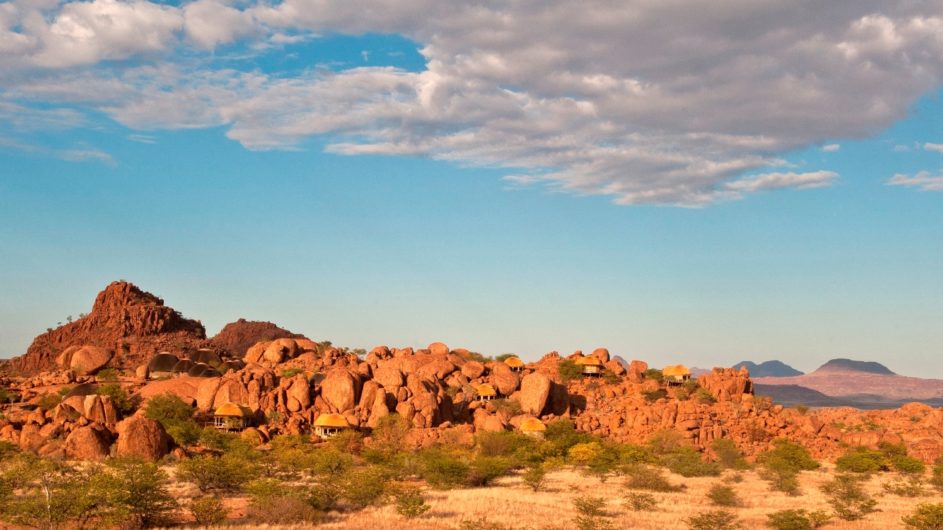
503,356,525,372
575,355,604,376
314,413,350,438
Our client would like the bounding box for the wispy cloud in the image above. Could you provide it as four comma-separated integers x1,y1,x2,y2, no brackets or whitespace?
725,171,839,193
128,134,157,144
821,144,841,152
0,135,115,166
887,171,943,192
924,143,943,154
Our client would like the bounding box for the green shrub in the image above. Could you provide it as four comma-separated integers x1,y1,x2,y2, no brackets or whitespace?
687,510,741,530
694,387,717,403
573,496,613,530
144,393,201,446
624,492,657,511
544,419,594,456
624,465,684,492
305,446,354,478
491,398,523,416
476,430,533,458
177,454,259,492
821,473,878,521
663,447,722,477
369,413,409,458
395,487,430,519
280,368,302,378
643,389,668,403
419,448,471,489
36,392,62,411
95,383,135,415
903,503,943,529
891,454,926,474
96,368,119,382
757,439,820,474
99,457,178,528
459,517,517,530
712,439,749,470
328,428,364,455
247,494,322,525
707,484,741,507
558,360,583,382
494,353,515,362
648,430,688,455
340,466,389,508
0,455,102,529
643,368,664,382
835,447,887,473
190,496,227,526
523,464,547,491
932,458,943,492
468,456,513,487
765,509,830,530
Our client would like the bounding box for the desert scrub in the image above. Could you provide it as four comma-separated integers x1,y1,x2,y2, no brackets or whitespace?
573,496,614,530
882,475,927,497
189,496,227,526
340,466,389,508
706,484,742,507
902,503,943,529
932,457,943,492
394,486,430,519
821,473,878,521
687,509,741,530
643,368,664,382
522,464,547,491
467,456,513,487
418,448,471,489
757,439,819,495
835,443,925,475
765,509,831,530
624,492,658,511
95,383,134,414
144,393,201,446
176,453,260,492
558,360,583,382
624,464,684,492
662,447,722,477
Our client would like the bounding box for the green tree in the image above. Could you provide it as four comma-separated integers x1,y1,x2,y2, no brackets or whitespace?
821,473,878,521
144,393,201,446
903,503,943,530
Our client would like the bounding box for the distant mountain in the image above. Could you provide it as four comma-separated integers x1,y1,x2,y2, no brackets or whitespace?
756,383,943,410
735,360,804,378
814,358,895,375
754,358,943,402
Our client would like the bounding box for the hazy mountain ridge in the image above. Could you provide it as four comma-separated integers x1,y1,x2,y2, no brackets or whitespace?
735,360,804,377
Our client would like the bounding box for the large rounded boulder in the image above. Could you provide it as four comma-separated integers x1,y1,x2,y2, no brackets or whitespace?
115,414,171,461
519,372,552,416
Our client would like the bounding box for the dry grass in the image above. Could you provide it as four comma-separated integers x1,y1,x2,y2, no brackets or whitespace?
178,465,936,529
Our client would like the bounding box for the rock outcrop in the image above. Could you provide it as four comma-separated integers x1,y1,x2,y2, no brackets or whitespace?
115,414,171,462
209,319,305,359
11,282,206,374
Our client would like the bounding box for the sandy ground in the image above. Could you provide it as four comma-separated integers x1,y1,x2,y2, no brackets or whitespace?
180,465,942,530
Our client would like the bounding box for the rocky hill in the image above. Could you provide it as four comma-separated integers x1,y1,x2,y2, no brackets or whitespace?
9,282,207,374
208,319,305,358
735,360,803,377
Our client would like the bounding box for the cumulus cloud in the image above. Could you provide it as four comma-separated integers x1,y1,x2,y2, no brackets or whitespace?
925,143,943,153
888,171,943,191
2,1,943,204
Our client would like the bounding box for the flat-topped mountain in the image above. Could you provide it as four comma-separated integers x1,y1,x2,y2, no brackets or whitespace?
813,358,895,375
735,360,804,377
755,358,943,401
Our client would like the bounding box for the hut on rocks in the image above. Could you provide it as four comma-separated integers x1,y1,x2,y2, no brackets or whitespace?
503,356,525,373
663,364,692,385
475,383,497,401
314,413,350,439
214,403,252,431
575,356,604,377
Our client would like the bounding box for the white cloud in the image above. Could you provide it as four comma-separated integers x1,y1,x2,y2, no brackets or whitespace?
888,171,943,191
725,171,839,193
925,143,943,153
2,1,943,204
821,144,841,152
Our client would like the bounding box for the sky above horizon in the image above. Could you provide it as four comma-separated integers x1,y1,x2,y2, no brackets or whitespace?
1,1,942,375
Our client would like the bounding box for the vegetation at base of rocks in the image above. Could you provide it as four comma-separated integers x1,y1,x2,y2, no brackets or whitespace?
96,368,120,382
280,368,303,378
706,484,741,507
176,451,261,492
687,509,741,530
765,509,831,530
661,446,722,477
712,439,750,470
495,353,516,362
643,368,664,382
624,491,658,511
95,383,135,414
491,398,523,416
931,457,943,493
643,389,668,403
821,473,879,521
246,492,323,525
189,496,227,526
573,496,614,530
36,391,62,411
144,393,201,446
902,503,943,530
835,443,925,475
558,360,583,382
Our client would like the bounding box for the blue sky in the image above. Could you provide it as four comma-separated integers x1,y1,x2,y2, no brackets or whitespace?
1,2,941,375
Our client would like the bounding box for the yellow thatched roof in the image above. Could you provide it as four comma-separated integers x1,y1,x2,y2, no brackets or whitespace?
663,364,691,377
215,403,250,417
519,418,546,432
503,356,525,368
575,356,603,366
476,384,497,397
314,413,349,428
